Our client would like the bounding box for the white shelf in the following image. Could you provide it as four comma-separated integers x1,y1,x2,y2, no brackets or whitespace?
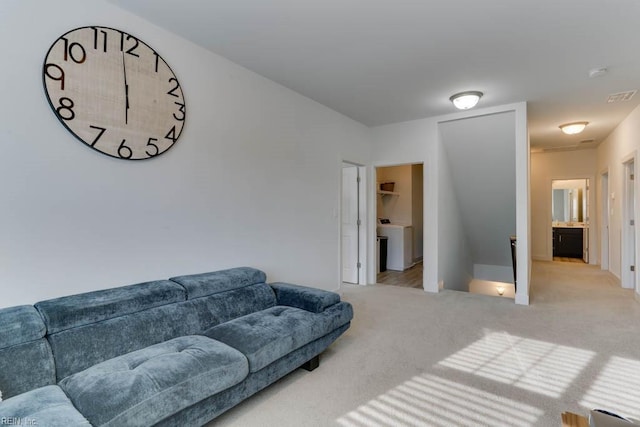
378,190,400,196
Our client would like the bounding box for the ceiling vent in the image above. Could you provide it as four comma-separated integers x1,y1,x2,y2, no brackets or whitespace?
580,139,595,144
543,145,579,153
607,90,637,103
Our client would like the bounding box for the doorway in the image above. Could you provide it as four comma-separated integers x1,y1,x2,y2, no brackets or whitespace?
375,163,424,288
551,179,589,263
622,159,636,289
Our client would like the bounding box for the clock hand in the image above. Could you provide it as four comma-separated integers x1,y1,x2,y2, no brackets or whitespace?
122,52,130,124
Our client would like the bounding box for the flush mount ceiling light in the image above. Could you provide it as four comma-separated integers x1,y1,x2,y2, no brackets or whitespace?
449,91,483,110
559,121,589,135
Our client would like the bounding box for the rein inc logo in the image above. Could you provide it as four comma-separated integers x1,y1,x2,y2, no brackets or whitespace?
1,418,38,425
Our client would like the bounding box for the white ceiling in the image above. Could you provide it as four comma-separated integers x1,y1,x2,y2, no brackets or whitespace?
109,0,640,150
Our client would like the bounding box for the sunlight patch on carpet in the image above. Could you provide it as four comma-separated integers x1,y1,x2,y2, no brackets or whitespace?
337,373,543,427
580,356,640,421
437,331,595,398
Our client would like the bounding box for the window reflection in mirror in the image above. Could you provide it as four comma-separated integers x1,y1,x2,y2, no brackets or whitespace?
552,179,587,224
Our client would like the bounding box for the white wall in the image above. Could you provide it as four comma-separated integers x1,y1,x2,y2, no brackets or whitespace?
376,165,413,225
369,119,439,291
411,164,424,261
597,104,640,293
0,0,371,307
436,139,474,291
438,112,517,272
530,149,598,262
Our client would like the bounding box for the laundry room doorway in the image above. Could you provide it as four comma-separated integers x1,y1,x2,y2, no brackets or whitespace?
375,163,424,288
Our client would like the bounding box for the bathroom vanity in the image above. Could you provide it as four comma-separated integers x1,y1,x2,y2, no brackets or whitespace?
552,226,584,258
552,179,589,261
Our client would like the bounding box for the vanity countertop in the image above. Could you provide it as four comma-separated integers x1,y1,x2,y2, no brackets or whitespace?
552,222,586,229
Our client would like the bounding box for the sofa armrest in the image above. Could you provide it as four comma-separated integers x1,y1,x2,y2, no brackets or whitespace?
269,282,341,313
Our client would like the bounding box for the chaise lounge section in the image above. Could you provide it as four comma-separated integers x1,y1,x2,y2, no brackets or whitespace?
0,267,353,426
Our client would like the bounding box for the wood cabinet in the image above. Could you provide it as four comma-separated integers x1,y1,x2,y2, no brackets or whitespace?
553,227,583,258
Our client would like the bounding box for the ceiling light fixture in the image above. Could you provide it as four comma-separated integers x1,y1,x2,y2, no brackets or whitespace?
559,122,588,135
450,91,483,110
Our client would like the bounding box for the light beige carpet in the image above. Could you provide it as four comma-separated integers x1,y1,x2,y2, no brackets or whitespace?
212,261,640,426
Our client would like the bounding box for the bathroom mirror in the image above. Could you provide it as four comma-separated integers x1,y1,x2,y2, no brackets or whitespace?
552,179,586,223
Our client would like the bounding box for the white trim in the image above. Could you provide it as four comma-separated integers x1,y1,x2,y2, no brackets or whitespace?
600,168,610,272
621,152,637,289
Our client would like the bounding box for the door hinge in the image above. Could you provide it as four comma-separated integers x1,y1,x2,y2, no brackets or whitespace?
357,176,361,183
632,265,636,272
631,173,635,181
357,219,362,226
357,262,362,269
631,219,635,226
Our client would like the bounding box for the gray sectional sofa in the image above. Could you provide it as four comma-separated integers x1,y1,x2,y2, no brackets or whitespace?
0,267,353,426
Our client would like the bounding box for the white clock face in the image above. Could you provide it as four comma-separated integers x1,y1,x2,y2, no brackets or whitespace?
43,26,186,160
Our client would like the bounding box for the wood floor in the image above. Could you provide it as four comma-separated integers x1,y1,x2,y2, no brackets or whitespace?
377,261,423,288
553,256,586,263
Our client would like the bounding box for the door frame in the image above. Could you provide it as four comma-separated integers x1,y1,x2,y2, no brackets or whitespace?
340,161,368,286
372,162,425,287
548,175,596,264
600,169,610,271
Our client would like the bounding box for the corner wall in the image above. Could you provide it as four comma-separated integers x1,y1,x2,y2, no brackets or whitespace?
597,104,640,293
370,103,530,304
0,1,371,307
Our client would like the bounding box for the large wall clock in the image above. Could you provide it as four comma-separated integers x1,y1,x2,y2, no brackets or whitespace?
43,26,186,160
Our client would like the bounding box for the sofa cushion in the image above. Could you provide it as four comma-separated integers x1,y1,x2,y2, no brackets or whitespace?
59,335,248,427
36,280,186,334
204,302,353,372
170,267,268,299
0,305,46,348
0,385,91,426
47,282,276,381
0,306,56,399
270,282,341,313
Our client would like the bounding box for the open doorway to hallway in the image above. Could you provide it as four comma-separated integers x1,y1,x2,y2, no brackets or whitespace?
375,163,423,289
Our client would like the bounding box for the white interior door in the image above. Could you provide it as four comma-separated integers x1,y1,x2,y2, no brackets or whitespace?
342,166,359,284
601,172,610,271
583,179,590,263
622,160,636,289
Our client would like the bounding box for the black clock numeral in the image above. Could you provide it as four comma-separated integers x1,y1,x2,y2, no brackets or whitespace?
56,97,75,121
44,64,65,90
165,126,179,143
118,139,133,159
92,27,108,52
173,102,185,121
89,125,106,147
120,33,140,57
146,138,159,157
153,52,160,72
60,37,86,64
167,78,181,98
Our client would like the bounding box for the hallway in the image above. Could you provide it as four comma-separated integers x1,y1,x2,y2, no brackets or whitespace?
374,259,622,302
